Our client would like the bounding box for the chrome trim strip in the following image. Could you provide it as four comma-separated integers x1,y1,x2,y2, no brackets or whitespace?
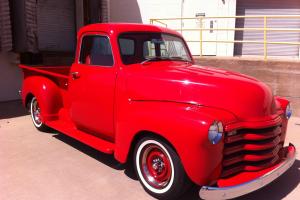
130,99,200,106
199,144,296,200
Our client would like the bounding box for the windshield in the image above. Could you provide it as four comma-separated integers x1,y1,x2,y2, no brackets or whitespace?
118,32,192,65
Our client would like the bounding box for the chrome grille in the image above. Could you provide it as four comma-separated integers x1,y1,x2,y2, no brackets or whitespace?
222,125,283,178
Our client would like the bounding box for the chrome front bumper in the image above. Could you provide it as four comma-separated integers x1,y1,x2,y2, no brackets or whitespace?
199,144,296,200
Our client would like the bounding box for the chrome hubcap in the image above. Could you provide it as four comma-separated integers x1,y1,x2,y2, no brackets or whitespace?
152,158,165,173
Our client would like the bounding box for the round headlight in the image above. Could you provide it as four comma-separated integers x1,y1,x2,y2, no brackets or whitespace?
285,103,292,119
208,121,223,144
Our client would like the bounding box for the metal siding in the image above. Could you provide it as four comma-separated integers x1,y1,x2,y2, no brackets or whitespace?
235,0,300,57
37,0,76,52
0,0,12,51
101,0,109,22
88,0,101,23
25,0,38,52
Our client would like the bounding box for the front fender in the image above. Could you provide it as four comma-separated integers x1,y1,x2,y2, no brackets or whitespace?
114,101,237,185
22,76,63,121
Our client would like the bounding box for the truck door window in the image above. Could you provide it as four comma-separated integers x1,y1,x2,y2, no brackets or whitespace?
79,35,113,66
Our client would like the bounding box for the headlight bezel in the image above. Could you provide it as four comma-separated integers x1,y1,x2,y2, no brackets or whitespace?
285,103,292,119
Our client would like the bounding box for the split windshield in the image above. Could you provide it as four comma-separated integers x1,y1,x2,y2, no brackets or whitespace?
118,32,192,65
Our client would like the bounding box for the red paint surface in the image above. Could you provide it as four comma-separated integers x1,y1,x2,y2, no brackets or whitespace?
20,23,294,186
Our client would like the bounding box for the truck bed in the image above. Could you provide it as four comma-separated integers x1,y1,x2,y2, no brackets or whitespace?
20,64,70,79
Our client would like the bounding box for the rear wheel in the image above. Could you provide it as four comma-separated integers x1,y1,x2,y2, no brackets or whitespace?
134,137,191,199
30,97,49,131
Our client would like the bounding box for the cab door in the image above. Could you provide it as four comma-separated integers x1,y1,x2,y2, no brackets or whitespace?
68,33,117,141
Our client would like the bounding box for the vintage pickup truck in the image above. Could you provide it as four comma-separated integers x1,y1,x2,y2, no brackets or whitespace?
20,23,295,199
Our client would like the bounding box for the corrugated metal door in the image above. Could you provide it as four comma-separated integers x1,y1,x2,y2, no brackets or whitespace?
235,0,300,57
37,0,76,52
101,0,109,22
0,0,12,51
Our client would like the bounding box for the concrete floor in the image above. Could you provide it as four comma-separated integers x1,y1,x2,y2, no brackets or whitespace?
0,102,299,200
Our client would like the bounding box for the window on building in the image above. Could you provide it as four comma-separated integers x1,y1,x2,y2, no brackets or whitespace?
79,35,113,66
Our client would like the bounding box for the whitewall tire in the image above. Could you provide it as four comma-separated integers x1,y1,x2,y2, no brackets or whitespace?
134,137,191,199
30,97,49,131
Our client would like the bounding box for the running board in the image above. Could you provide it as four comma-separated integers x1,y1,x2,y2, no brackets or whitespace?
46,120,115,154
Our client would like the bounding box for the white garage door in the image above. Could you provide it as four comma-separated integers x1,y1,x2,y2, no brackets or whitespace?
234,0,300,57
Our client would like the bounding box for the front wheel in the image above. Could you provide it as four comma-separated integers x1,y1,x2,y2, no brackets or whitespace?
30,97,49,131
134,137,191,199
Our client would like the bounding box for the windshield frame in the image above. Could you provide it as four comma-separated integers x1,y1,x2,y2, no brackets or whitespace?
117,31,193,65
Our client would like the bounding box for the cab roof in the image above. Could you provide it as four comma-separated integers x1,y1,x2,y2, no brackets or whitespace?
77,23,182,38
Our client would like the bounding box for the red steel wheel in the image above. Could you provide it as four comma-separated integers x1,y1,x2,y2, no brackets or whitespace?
141,144,173,190
134,137,192,199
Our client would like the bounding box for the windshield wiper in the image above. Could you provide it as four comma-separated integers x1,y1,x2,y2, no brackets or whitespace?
141,57,170,65
141,56,191,65
169,56,191,63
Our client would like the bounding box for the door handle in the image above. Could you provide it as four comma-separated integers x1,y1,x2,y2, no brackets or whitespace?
71,71,80,80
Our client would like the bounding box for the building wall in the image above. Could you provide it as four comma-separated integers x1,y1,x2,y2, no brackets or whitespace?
0,53,22,101
110,0,237,56
110,0,183,23
216,0,237,56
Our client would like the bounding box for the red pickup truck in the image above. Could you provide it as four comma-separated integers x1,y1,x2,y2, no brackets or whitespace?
20,23,296,199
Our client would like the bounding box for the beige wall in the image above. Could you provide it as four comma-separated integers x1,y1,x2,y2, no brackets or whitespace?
0,53,22,101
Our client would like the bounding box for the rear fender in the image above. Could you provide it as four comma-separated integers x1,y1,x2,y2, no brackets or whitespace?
22,76,63,121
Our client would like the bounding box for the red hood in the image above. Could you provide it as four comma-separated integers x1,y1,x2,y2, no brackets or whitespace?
126,61,276,121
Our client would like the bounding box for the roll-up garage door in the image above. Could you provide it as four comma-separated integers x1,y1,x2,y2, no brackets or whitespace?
37,0,76,52
234,0,300,57
0,0,12,51
101,0,109,22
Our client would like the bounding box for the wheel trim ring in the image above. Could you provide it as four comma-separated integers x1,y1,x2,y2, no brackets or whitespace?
136,140,175,194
